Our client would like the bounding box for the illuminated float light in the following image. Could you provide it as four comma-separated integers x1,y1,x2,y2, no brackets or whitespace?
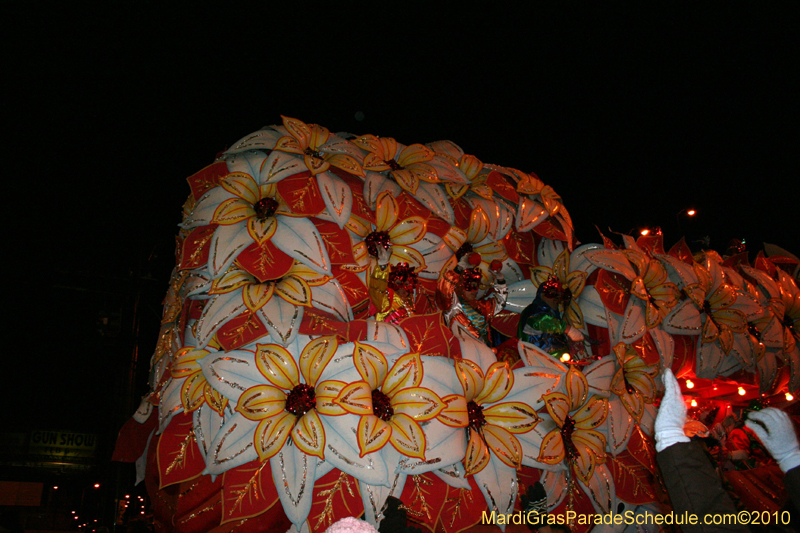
53,486,58,490
687,209,696,216
94,483,100,488
685,379,694,389
691,399,697,407
738,387,746,396
125,495,130,499
560,353,571,362
640,228,650,236
787,392,794,401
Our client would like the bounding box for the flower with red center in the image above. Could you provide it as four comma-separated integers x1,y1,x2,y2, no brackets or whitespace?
235,336,347,461
349,191,428,271
273,116,365,177
609,342,658,421
456,359,541,475
531,249,588,329
538,367,608,485
333,344,446,460
353,134,437,195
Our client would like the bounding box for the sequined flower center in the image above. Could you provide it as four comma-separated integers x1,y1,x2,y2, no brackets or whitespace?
365,231,391,258
467,400,486,431
371,389,394,421
284,383,316,417
560,415,578,460
386,159,402,171
254,197,279,220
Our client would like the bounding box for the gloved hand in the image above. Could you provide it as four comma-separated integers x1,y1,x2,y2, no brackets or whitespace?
457,252,481,271
376,245,392,268
745,408,800,473
565,325,584,342
654,368,690,452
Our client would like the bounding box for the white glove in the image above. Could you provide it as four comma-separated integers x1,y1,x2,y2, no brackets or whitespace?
654,369,690,452
745,408,800,473
376,245,392,268
457,254,473,271
565,326,584,342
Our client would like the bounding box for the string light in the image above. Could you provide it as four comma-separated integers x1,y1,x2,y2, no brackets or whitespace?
687,209,696,216
690,399,697,407
787,392,794,401
560,353,571,362
640,229,650,236
685,379,694,389
738,386,746,396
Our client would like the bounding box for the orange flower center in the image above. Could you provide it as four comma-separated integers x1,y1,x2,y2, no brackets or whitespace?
372,389,394,421
285,384,316,417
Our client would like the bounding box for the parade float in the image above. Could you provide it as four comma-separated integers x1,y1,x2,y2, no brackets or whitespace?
113,116,800,532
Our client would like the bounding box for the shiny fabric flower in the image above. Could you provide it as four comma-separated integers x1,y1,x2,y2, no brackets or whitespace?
349,191,428,270
170,346,228,414
333,344,445,460
444,154,491,200
456,359,541,475
195,262,329,347
235,336,345,461
210,175,289,246
443,205,508,281
538,367,608,485
531,248,587,329
610,342,658,421
354,134,437,195
273,116,365,177
625,250,680,329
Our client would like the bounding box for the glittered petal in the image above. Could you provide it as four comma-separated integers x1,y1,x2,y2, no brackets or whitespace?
205,414,258,475
254,411,294,462
255,343,299,390
375,191,399,232
208,222,252,277
281,116,312,148
572,442,598,485
390,246,425,271
543,393,570,428
483,402,541,434
383,353,423,398
171,347,208,379
235,385,286,421
573,396,608,430
212,197,255,226
565,367,589,411
243,282,274,312
314,380,347,416
391,169,418,195
713,308,747,333
256,294,303,347
388,414,426,460
455,359,485,403
246,216,277,246
474,361,514,405
220,172,260,204
316,171,353,229
334,381,374,415
291,410,325,459
326,153,365,178
467,206,490,244
180,372,207,412
298,336,338,387
272,216,332,275
463,428,491,476
702,315,720,344
537,428,565,465
194,291,246,348
388,216,426,245
390,387,445,422
438,394,469,428
209,269,255,295
356,414,392,456
663,299,703,334
353,342,388,391
483,425,522,468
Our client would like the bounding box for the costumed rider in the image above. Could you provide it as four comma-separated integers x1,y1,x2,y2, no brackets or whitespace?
517,275,584,358
436,246,507,344
367,235,418,325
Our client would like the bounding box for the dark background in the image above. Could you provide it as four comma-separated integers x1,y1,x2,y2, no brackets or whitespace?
5,3,797,441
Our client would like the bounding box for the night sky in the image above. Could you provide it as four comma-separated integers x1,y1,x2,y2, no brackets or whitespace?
5,4,797,441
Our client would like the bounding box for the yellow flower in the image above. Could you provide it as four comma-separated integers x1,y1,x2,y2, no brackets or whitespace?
625,251,680,329
349,191,428,270
531,249,587,329
235,337,345,462
538,368,608,485
444,154,491,200
209,261,329,309
456,359,541,476
353,134,436,195
610,342,658,421
685,263,747,352
273,116,365,177
171,346,228,414
333,344,445,460
209,174,290,246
